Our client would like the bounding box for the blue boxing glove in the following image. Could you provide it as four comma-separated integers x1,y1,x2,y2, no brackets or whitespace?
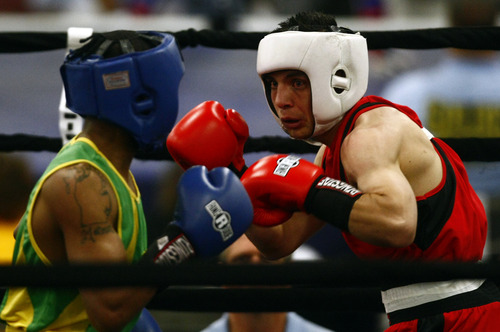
141,166,253,265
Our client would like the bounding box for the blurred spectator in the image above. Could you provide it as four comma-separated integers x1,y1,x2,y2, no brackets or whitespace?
270,0,352,15
315,0,385,17
23,0,120,12
187,0,249,30
352,0,384,16
200,234,335,332
381,0,500,257
0,154,34,263
0,0,30,12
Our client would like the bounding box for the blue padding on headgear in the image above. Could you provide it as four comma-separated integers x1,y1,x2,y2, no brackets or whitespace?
60,31,185,151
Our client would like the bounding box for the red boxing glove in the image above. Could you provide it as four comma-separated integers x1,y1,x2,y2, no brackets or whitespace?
166,101,249,177
241,155,323,226
241,154,362,231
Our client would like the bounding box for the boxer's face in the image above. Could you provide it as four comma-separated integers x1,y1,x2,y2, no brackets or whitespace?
263,70,314,140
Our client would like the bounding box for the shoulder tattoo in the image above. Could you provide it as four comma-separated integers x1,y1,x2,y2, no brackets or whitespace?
63,163,115,244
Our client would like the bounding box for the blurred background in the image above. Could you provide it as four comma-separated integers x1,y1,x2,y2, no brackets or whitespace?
0,0,499,331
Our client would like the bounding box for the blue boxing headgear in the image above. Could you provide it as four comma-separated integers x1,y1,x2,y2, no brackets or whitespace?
60,31,184,151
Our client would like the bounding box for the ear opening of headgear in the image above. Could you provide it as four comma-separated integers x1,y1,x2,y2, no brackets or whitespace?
60,30,185,152
256,29,369,141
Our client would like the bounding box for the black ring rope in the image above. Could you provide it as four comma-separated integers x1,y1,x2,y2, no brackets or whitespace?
0,259,499,312
149,287,385,312
1,134,499,162
1,259,498,288
2,26,500,53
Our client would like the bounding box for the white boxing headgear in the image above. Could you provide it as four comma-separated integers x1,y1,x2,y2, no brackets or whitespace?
256,31,369,140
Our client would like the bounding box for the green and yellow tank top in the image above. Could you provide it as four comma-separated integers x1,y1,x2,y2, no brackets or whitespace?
0,137,148,331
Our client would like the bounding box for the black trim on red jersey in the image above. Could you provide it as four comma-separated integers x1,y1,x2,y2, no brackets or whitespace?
413,141,456,251
340,102,385,140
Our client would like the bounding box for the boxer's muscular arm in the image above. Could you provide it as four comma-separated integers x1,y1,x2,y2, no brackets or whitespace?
341,107,417,247
39,163,155,332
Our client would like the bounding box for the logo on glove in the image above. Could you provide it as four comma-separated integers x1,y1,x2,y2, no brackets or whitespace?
155,234,195,265
205,200,233,241
316,177,361,196
274,155,301,176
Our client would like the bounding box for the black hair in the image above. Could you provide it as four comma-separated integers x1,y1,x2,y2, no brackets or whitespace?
447,0,498,27
273,11,354,34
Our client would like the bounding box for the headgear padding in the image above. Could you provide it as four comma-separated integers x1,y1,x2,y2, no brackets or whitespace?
256,31,369,139
60,31,184,151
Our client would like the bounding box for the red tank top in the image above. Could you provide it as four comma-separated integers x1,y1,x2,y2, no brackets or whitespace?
322,95,487,262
